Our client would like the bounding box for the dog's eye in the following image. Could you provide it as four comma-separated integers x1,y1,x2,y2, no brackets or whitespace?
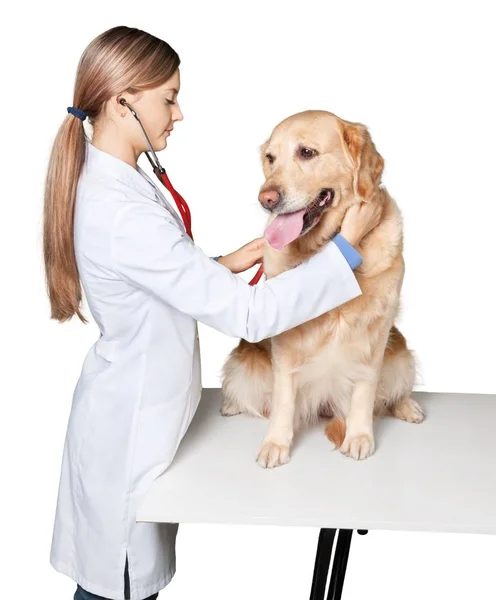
265,153,275,165
299,147,318,160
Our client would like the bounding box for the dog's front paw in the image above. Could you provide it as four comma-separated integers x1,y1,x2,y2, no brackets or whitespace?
256,441,290,469
340,433,375,460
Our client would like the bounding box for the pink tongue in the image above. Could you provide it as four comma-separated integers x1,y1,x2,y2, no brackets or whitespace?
264,209,306,250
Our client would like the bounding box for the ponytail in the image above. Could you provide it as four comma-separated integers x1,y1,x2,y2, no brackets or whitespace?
43,112,88,323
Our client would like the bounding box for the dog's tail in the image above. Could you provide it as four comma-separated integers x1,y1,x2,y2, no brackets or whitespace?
324,418,346,449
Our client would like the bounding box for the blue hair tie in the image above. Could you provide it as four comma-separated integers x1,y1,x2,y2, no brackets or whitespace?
67,106,88,121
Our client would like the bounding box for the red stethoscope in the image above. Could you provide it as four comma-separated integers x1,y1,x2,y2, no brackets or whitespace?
119,98,264,286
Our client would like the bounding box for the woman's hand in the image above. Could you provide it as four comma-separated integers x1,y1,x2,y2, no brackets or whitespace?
339,201,383,247
218,237,265,274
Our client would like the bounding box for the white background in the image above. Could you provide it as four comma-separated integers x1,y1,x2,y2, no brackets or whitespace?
1,0,495,598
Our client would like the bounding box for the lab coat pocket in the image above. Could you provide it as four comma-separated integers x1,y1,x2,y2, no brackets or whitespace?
131,386,193,494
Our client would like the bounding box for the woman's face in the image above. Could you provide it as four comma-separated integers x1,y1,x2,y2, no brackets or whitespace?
122,68,184,153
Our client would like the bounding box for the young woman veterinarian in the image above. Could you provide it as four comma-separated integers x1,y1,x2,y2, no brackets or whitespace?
44,25,381,600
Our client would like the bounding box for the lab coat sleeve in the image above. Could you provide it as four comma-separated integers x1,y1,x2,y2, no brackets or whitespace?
111,201,362,343
212,239,362,270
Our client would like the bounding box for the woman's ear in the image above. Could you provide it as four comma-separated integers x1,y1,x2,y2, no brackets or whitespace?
340,119,384,202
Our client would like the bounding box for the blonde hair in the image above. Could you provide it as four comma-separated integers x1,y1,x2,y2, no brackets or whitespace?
43,26,180,323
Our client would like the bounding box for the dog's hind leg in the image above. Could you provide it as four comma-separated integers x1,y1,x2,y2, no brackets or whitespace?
221,339,273,419
391,396,425,423
377,326,425,423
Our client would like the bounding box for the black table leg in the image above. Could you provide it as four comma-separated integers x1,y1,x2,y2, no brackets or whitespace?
309,528,336,600
309,528,366,600
326,530,353,600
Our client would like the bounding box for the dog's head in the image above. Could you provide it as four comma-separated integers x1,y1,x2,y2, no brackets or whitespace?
259,110,384,250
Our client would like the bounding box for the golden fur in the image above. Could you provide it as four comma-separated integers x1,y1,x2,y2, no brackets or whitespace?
221,110,424,467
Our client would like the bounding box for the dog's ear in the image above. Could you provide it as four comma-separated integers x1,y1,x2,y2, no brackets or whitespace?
340,120,384,201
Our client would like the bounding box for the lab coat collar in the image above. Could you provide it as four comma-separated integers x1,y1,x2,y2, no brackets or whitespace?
84,139,187,232
85,139,158,202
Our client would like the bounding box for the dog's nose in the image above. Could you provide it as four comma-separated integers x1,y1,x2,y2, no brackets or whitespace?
258,188,281,210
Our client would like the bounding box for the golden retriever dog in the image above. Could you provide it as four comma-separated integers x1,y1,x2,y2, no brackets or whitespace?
221,110,425,468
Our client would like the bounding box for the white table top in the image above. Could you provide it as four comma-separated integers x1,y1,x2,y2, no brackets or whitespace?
137,389,496,535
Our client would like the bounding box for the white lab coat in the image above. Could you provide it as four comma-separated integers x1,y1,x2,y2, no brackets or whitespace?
50,139,362,600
